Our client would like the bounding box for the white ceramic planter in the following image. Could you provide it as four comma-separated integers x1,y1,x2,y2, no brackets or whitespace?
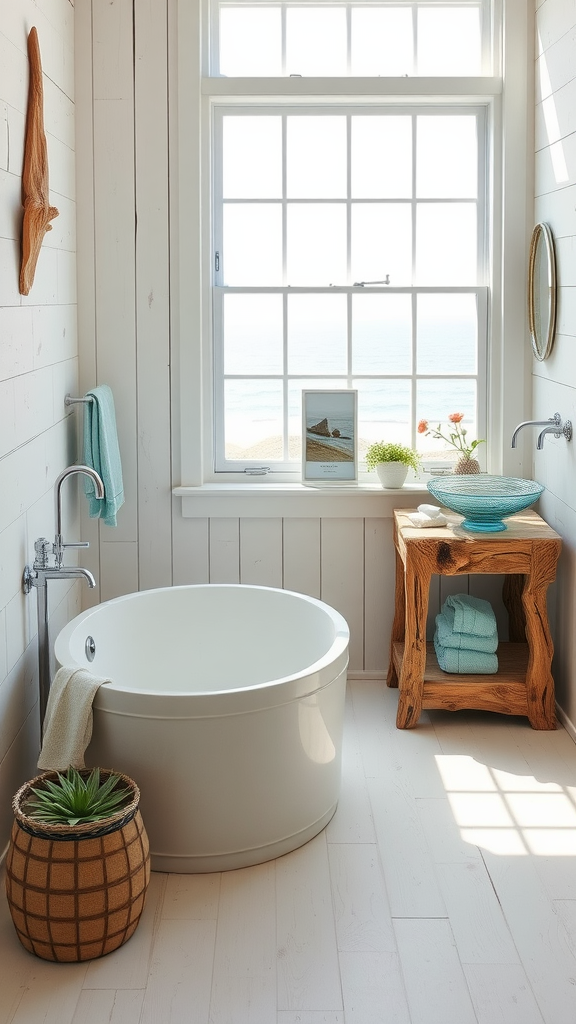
376,462,409,489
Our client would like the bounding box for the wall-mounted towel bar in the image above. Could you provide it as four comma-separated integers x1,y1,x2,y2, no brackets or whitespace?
65,393,95,406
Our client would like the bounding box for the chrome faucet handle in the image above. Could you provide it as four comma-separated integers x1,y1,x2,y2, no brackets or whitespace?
63,541,90,550
33,538,51,569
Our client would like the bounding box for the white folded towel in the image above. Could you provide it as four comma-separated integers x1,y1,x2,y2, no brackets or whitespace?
418,504,444,518
407,503,448,529
38,667,111,771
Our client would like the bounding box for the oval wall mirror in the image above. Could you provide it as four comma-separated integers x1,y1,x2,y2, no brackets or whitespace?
528,222,557,361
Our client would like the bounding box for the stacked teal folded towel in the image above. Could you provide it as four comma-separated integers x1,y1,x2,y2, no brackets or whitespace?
434,593,498,674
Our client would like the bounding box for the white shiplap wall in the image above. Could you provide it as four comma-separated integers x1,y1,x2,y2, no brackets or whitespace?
0,0,82,848
534,0,576,729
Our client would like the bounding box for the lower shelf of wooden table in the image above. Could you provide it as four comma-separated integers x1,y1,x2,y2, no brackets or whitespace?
391,641,530,716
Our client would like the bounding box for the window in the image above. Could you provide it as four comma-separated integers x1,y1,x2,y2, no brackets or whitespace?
213,2,492,78
206,1,495,478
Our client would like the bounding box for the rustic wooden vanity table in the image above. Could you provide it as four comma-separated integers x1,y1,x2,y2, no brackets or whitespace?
387,508,561,730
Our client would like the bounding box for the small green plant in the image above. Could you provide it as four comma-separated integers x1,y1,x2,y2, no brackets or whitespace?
23,767,132,826
365,441,419,472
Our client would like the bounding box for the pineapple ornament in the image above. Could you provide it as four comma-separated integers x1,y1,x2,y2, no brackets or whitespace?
418,412,484,474
454,454,481,474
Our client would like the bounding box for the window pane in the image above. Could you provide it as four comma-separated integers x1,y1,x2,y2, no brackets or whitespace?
351,204,412,286
352,116,412,199
355,379,412,451
416,204,477,285
352,294,412,374
223,117,282,199
286,7,347,76
288,294,347,375
287,116,346,199
417,294,477,374
224,294,283,375
224,204,282,285
417,9,482,76
351,8,413,76
224,380,283,460
287,205,347,285
220,7,281,76
417,116,477,199
416,380,478,456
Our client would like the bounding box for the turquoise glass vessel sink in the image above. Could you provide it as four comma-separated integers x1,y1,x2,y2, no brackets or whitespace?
427,475,544,532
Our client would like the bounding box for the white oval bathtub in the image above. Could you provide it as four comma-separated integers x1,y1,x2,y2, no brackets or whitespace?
54,584,349,872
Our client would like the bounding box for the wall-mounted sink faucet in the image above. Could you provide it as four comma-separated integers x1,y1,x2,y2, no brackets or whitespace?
537,418,573,449
22,464,105,734
511,413,572,449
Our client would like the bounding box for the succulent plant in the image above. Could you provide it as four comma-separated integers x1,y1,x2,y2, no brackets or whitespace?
22,767,132,827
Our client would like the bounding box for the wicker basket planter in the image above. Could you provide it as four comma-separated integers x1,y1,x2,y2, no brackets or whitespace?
5,768,150,962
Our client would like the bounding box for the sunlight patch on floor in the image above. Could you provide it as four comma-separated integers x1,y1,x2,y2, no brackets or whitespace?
436,753,576,856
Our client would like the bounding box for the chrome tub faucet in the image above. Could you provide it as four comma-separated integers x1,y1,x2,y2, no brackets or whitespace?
22,465,104,734
54,464,105,568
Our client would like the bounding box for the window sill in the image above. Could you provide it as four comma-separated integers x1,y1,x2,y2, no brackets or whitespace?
173,482,432,518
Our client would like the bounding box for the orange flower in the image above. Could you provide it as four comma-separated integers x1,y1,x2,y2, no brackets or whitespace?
417,419,428,434
448,412,464,423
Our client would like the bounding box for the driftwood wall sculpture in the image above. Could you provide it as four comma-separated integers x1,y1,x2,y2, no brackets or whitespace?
19,27,59,295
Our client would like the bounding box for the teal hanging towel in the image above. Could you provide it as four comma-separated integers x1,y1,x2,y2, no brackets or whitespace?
83,384,125,526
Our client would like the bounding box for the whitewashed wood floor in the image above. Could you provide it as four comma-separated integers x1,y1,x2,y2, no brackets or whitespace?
2,680,576,1024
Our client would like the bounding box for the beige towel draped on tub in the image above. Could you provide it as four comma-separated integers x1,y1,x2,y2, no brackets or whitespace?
37,667,111,771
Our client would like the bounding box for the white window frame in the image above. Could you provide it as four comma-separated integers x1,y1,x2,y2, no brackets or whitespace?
171,0,534,513
212,103,489,476
209,0,495,79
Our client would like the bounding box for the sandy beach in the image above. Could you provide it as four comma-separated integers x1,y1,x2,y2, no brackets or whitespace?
305,437,354,462
225,435,457,464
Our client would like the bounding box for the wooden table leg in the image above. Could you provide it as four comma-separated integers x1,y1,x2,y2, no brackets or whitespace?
503,574,526,642
522,576,556,730
396,562,430,729
387,544,405,688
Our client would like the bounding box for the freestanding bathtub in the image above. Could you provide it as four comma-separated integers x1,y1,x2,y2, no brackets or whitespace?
54,584,349,872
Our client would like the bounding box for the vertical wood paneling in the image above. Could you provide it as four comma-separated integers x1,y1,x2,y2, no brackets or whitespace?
321,518,364,674
134,0,172,591
209,518,240,583
75,0,100,603
364,517,394,675
92,0,138,553
282,518,321,597
171,513,209,584
240,518,283,586
99,542,138,601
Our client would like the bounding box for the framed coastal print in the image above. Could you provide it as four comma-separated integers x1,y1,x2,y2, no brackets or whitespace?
302,390,358,483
